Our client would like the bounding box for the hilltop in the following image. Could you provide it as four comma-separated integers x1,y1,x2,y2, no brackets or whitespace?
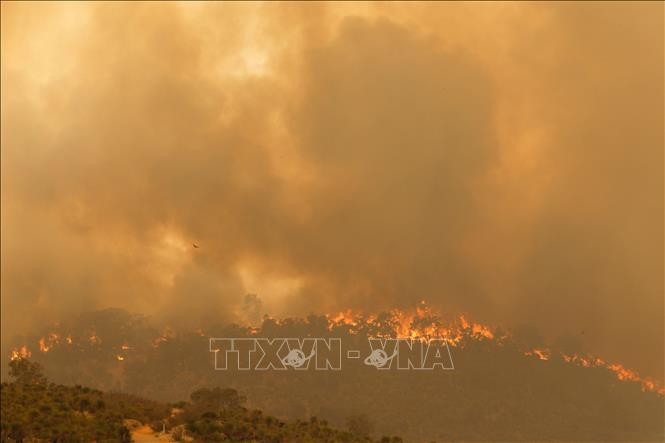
2,307,664,442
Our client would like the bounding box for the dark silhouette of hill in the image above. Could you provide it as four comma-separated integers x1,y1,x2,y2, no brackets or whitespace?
1,359,400,442
2,308,663,442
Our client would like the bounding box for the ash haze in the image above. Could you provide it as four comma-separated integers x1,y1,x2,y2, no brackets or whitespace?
1,2,663,379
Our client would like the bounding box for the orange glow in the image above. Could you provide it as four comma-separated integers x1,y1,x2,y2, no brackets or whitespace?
152,326,176,347
7,303,664,396
525,348,551,361
38,332,61,353
88,332,101,345
328,303,664,395
10,346,31,361
328,303,495,345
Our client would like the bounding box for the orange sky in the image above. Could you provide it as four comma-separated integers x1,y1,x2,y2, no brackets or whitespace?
1,2,663,377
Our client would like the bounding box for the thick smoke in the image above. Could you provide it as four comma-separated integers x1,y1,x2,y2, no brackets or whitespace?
1,3,662,376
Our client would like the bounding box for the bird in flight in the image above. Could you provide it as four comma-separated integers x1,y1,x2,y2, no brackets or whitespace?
193,243,200,249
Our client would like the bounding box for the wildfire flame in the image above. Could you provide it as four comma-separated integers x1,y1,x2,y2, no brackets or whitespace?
521,347,665,395
88,332,101,345
328,303,664,395
10,346,31,361
7,302,664,396
38,332,61,353
152,326,176,347
525,348,551,361
328,303,495,345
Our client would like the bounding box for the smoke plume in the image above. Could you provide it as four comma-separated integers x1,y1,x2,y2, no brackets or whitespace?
1,2,662,376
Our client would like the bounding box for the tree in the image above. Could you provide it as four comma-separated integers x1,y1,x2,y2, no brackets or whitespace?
118,424,132,443
190,387,246,414
346,414,373,438
8,359,46,385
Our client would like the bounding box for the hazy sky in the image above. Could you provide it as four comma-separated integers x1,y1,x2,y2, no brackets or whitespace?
1,2,663,377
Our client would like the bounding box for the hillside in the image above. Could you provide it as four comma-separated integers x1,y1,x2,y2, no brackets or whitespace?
1,359,401,442
3,307,664,442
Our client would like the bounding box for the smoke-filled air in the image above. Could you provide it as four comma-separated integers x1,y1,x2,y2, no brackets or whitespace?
1,2,663,442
